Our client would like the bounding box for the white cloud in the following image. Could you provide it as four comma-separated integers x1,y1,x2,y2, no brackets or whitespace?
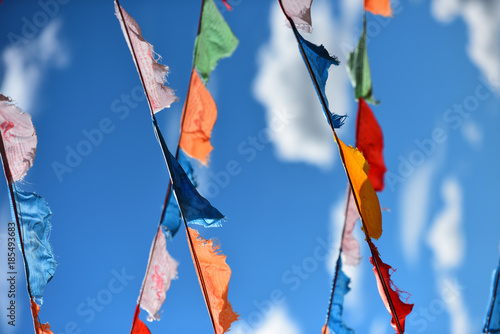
438,275,471,334
1,19,69,113
400,162,436,265
253,0,357,169
369,317,389,334
431,0,500,90
427,178,465,270
461,120,483,149
231,306,301,334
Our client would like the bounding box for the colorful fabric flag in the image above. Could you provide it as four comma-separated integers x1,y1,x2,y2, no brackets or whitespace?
115,2,178,113
483,264,500,332
325,257,354,334
282,0,313,33
342,192,361,266
153,118,225,228
369,243,413,333
337,139,382,239
0,94,37,183
12,189,57,305
295,29,346,128
364,0,392,17
221,0,231,11
346,17,378,105
356,98,386,191
139,228,178,321
30,300,54,334
131,318,151,334
162,149,196,239
194,0,239,82
179,70,218,165
188,227,238,334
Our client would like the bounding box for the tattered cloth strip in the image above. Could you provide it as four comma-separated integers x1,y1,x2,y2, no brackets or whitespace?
194,0,238,82
483,264,500,332
369,241,413,333
0,94,37,183
11,189,57,305
30,300,53,334
131,317,151,334
364,0,392,17
337,138,382,239
153,118,225,228
188,227,238,334
346,16,378,105
180,70,218,165
114,2,178,113
356,98,386,191
139,228,178,321
293,26,346,128
282,0,313,33
324,257,354,334
161,149,196,239
342,192,361,266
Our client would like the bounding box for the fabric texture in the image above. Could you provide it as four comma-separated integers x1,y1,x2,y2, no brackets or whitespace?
30,300,53,334
342,192,361,266
282,0,313,33
326,257,354,334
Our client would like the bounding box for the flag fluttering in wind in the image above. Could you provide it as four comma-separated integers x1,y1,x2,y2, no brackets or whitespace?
139,228,178,321
131,318,152,334
188,227,238,334
0,94,36,183
346,17,378,105
31,300,54,334
114,2,178,113
161,149,196,239
364,0,392,17
294,27,346,128
180,70,218,165
281,0,313,33
194,0,238,82
11,188,57,305
483,263,500,333
323,257,354,334
355,98,385,191
369,241,413,333
342,193,361,266
154,118,225,228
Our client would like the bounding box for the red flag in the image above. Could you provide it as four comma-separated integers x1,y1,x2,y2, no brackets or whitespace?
355,98,386,192
131,318,151,334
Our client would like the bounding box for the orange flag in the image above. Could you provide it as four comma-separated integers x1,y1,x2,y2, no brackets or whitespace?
179,70,218,165
30,300,53,334
364,0,392,17
337,138,382,239
187,227,238,334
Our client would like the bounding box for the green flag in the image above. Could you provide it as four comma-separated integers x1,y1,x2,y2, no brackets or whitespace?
347,15,378,105
194,0,239,82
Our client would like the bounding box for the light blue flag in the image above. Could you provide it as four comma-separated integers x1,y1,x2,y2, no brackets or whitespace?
295,27,346,128
11,188,57,304
327,256,354,334
153,118,225,229
483,264,500,333
161,149,197,238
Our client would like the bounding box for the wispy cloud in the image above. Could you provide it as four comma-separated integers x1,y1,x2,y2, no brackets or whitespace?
427,178,465,270
438,275,471,334
1,19,69,113
253,0,357,169
461,121,483,149
231,306,301,334
431,0,500,90
400,161,436,265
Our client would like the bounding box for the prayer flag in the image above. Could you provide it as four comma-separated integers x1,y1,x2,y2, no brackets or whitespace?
282,0,313,33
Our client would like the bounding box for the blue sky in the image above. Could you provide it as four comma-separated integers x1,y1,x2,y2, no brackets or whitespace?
1,1,500,333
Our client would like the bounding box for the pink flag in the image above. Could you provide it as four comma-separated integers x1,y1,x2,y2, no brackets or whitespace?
115,2,178,113
342,191,361,266
139,228,178,321
0,94,37,183
282,0,313,33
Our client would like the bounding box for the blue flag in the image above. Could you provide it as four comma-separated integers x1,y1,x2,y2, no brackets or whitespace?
11,188,57,304
153,118,225,229
295,28,346,128
327,256,354,334
483,264,500,333
161,149,197,238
